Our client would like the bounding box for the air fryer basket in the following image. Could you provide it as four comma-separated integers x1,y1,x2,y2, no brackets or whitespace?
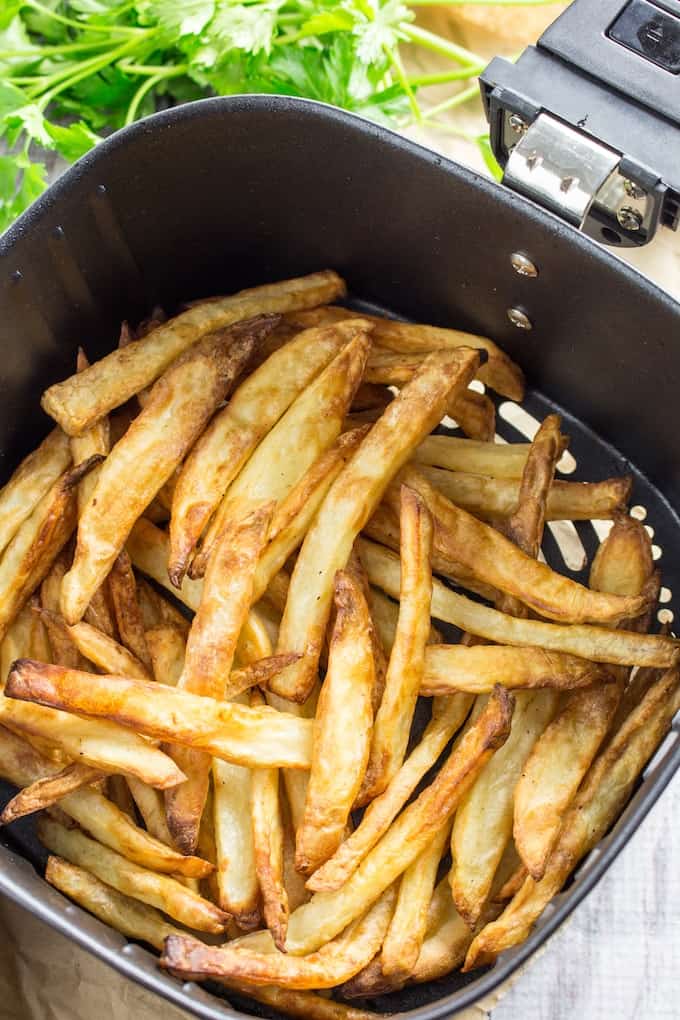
0,96,679,1020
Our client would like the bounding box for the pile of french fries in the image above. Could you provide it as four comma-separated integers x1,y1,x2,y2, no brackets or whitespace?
0,268,677,1015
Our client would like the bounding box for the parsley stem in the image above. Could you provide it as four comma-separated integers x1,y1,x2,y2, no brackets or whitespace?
24,0,143,35
0,41,111,57
402,24,483,66
422,80,480,120
118,62,189,76
124,67,189,125
408,65,485,87
384,45,421,124
35,37,144,109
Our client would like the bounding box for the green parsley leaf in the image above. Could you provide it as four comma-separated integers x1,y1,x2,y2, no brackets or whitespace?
45,119,102,160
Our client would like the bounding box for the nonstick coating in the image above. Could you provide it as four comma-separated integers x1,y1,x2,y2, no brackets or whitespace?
0,95,679,1020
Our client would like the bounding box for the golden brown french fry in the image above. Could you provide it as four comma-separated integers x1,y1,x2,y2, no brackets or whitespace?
161,887,397,988
0,761,102,824
169,321,367,585
6,660,313,769
46,858,379,1020
281,687,512,954
307,693,472,893
41,556,89,669
42,272,346,436
251,427,370,606
191,326,370,579
107,551,151,668
415,465,631,523
296,570,374,875
146,625,186,686
38,816,226,932
83,582,117,639
284,306,524,401
380,819,452,979
464,667,680,969
125,775,175,846
213,752,261,927
0,429,71,557
414,434,533,478
513,514,654,881
273,348,481,703
388,468,649,625
36,609,152,682
282,790,310,912
357,538,678,668
421,644,609,695
450,691,559,926
71,348,111,515
365,586,441,654
359,487,432,804
128,519,203,611
61,319,272,624
0,458,100,642
344,548,388,715
267,682,319,837
250,688,288,949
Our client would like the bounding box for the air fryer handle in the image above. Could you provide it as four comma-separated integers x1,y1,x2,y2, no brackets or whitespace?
479,0,680,248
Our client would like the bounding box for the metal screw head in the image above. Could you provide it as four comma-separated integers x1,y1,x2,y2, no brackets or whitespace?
510,253,539,278
509,113,528,136
623,178,646,200
507,307,533,330
617,205,643,231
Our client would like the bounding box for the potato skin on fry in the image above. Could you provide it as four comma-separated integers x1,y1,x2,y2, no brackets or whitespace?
0,429,71,558
422,644,610,695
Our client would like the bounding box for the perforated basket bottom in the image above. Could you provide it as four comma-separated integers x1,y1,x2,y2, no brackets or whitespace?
1,298,679,1020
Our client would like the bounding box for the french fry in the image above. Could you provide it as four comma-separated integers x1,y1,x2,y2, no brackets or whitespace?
0,761,102,824
282,791,310,912
251,428,370,605
36,609,152,682
365,586,442,654
83,582,117,639
161,886,397,989
415,465,631,523
46,858,380,1020
357,538,678,668
345,548,388,715
38,816,226,932
191,326,370,579
128,519,203,611
61,319,272,624
0,458,101,641
296,570,374,875
513,514,654,880
388,468,649,625
464,666,680,969
0,726,207,875
272,348,481,702
41,556,89,669
421,644,609,695
306,693,472,893
267,683,320,836
70,348,111,515
380,819,452,979
281,688,512,954
213,754,260,927
125,775,175,847
284,306,524,400
169,321,368,585
414,434,533,478
107,551,151,668
42,272,346,436
5,660,314,769
146,626,186,686
359,487,433,804
0,429,71,557
251,688,288,949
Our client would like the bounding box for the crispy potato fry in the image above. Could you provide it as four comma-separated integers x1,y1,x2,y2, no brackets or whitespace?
108,551,151,668
42,272,346,435
169,321,367,585
513,514,654,880
307,693,472,893
284,306,524,400
267,682,320,836
415,465,631,523
38,816,226,932
36,609,152,682
251,688,288,949
46,858,379,1020
213,755,260,926
125,775,175,847
272,348,481,702
128,519,203,611
0,429,71,557
6,660,314,769
380,819,452,979
357,538,678,668
282,688,512,954
296,570,374,875
83,582,117,639
282,790,310,912
0,760,101,824
41,557,89,669
365,586,442,654
251,428,370,605
359,487,432,804
421,644,610,695
71,348,111,514
146,625,186,686
464,666,680,969
501,414,563,557
389,468,649,625
450,690,559,926
161,887,397,989
414,434,533,478
61,319,272,623
344,548,388,715
192,325,370,579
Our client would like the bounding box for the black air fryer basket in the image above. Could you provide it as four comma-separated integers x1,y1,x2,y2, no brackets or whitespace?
1,0,680,1017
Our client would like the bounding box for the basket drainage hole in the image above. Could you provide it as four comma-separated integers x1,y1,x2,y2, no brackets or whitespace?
658,608,674,625
631,505,647,521
660,587,672,604
652,544,662,561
